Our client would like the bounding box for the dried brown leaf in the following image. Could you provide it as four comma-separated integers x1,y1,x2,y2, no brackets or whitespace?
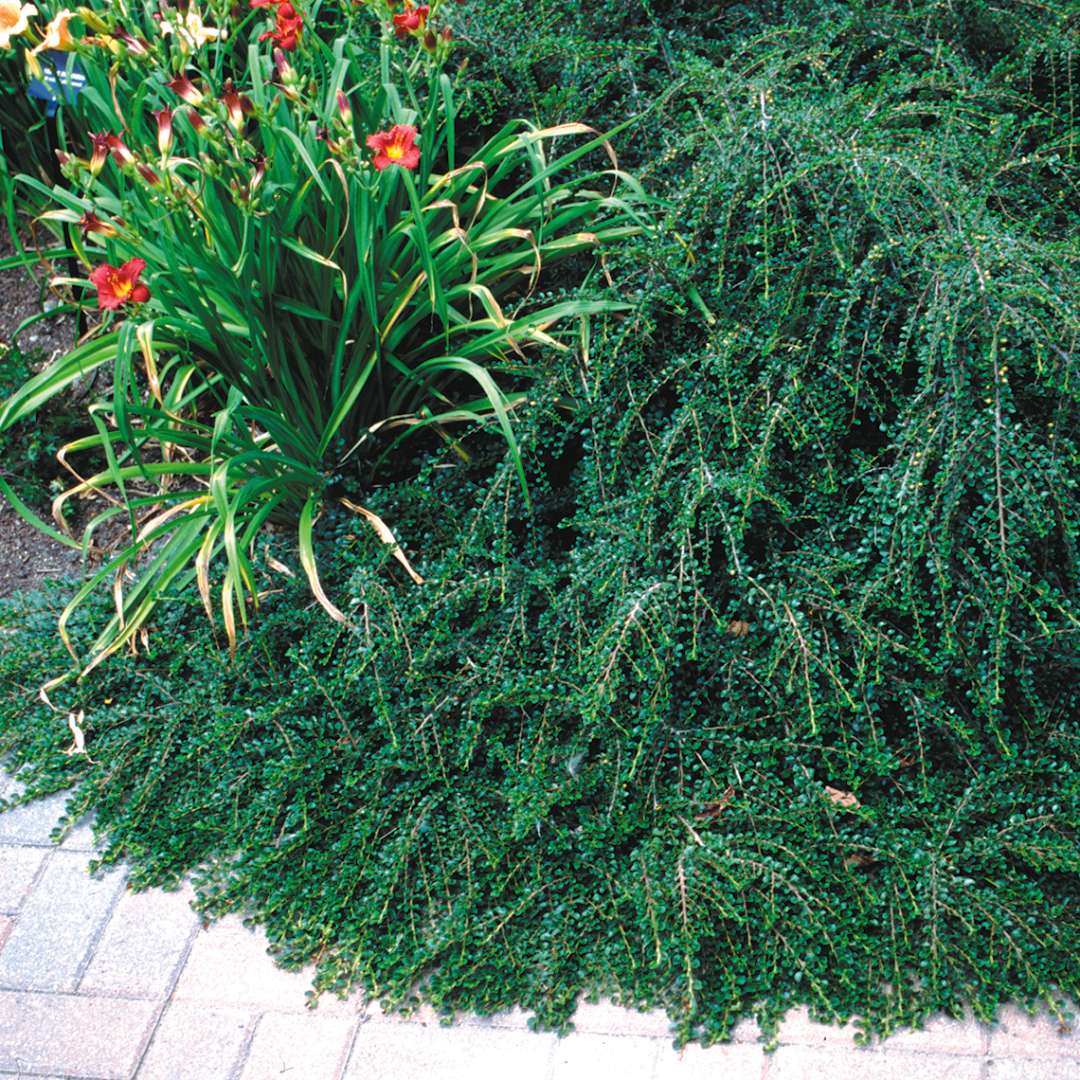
823,785,860,809
694,785,736,820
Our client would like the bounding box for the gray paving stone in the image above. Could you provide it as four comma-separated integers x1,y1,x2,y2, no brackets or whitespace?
172,913,356,1014
137,1001,253,1080
0,850,125,992
769,1047,984,1079
0,989,157,1079
364,1001,451,1026
871,1010,986,1055
552,1033,659,1080
345,1021,557,1080
0,770,20,800
238,1012,357,1080
653,1042,766,1079
730,1016,763,1043
0,845,48,912
990,1004,1080,1058
988,1058,1080,1080
364,1000,535,1031
475,1005,535,1031
60,814,100,852
368,1001,537,1031
571,998,673,1038
0,791,68,845
776,1005,863,1047
80,882,199,998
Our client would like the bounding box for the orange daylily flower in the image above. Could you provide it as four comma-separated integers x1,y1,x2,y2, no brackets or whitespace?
0,0,36,47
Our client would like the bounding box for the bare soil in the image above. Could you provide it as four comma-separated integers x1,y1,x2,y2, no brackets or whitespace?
0,503,82,597
0,227,79,357
0,224,85,598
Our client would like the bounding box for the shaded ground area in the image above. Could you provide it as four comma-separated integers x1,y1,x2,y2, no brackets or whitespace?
0,226,84,597
0,503,80,598
0,228,77,355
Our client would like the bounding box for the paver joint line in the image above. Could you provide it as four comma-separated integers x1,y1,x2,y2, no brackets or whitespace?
124,916,203,1080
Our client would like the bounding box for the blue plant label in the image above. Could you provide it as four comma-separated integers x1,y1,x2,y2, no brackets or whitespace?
26,50,86,116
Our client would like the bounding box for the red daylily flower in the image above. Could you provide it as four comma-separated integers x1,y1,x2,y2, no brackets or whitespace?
78,211,117,238
258,0,301,50
366,124,420,171
89,258,150,310
392,2,427,36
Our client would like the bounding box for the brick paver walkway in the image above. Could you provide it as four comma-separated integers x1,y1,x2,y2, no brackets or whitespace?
1,775,1077,1079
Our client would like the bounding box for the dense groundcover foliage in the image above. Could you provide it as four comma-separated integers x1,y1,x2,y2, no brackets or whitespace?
2,0,1079,1046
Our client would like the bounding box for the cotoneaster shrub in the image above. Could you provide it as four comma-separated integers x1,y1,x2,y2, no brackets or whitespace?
0,0,1076,1049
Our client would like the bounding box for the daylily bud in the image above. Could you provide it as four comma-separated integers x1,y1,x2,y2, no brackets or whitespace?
316,126,342,155
422,29,436,51
336,90,352,127
56,148,80,180
114,28,149,55
88,132,111,175
151,107,174,156
136,162,160,185
247,153,267,199
273,46,297,84
186,108,208,136
220,79,254,133
166,72,203,106
107,133,135,166
77,6,109,32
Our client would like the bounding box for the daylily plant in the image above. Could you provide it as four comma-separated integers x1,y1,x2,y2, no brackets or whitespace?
0,0,649,679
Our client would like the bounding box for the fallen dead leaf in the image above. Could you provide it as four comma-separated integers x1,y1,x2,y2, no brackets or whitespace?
64,709,92,759
823,785,860,809
694,785,736,820
843,851,877,870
